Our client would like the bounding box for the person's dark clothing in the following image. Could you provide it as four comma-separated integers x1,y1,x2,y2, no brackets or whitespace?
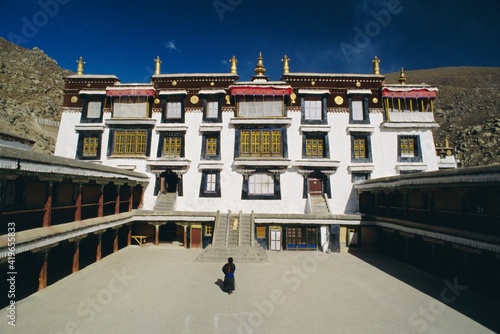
222,262,236,293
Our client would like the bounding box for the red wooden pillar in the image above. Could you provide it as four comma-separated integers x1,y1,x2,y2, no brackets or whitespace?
43,183,53,227
155,225,160,246
38,251,49,291
128,185,133,212
98,184,104,217
127,225,132,246
72,240,81,273
96,233,103,261
75,183,83,221
113,228,119,253
115,184,121,214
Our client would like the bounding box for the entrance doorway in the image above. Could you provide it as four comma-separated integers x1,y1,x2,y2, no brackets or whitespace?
191,225,202,248
161,171,178,193
308,178,323,195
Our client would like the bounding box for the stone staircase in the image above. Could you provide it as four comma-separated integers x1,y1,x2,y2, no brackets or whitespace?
154,192,176,211
310,194,330,214
196,210,268,263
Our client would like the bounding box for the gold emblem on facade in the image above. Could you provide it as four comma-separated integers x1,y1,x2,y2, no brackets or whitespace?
171,80,177,86
225,95,231,104
356,81,361,87
154,98,160,105
290,92,296,104
334,96,344,105
311,81,316,86
71,96,78,103
373,97,378,103
87,83,91,87
190,95,199,104
210,82,215,86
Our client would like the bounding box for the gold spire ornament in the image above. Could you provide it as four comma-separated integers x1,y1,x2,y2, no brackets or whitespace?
372,56,380,75
399,67,407,84
76,56,85,75
230,55,238,75
281,55,291,75
254,52,266,76
154,56,162,75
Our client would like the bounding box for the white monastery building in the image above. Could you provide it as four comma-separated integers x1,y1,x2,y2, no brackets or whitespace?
54,54,456,252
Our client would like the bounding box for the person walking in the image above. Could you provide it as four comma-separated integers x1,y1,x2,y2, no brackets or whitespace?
222,257,236,294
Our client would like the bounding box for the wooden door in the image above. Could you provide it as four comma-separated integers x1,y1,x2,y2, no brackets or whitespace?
308,178,323,195
191,227,201,248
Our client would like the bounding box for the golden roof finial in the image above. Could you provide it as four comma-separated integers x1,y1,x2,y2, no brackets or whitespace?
154,56,162,75
76,56,85,75
399,67,407,84
445,137,450,147
254,52,266,76
372,56,380,75
281,55,291,75
230,55,238,75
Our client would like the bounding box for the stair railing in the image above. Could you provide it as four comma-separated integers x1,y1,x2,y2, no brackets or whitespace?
305,193,312,214
225,209,231,247
250,210,255,246
238,210,242,247
213,210,220,246
323,193,332,214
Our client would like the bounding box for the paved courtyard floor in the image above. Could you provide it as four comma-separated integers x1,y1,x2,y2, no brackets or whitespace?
1,245,499,333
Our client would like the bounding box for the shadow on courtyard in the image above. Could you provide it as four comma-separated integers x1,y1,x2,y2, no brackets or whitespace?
348,249,500,333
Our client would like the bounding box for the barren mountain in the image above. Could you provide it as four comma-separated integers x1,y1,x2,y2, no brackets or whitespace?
0,37,72,153
0,37,498,166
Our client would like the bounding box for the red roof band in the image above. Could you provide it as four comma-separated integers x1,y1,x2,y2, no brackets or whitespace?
230,86,293,96
381,89,437,99
106,89,156,97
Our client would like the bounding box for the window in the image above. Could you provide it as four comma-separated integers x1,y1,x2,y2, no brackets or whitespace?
351,134,372,162
286,227,317,250
352,173,370,184
166,102,182,119
240,129,282,157
201,133,220,160
81,99,104,123
256,226,266,238
249,173,274,195
200,171,220,197
77,132,101,160
349,97,369,124
207,101,219,119
83,136,99,157
163,136,182,158
398,135,422,162
305,137,324,158
304,100,322,120
113,96,148,118
238,101,283,117
206,137,217,156
113,130,148,155
205,225,213,236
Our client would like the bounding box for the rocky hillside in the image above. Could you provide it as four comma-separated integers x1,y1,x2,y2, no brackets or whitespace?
385,67,500,167
0,37,499,166
0,37,72,153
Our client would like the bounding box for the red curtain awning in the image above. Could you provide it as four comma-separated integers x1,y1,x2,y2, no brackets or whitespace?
382,88,437,98
230,86,293,96
106,88,156,97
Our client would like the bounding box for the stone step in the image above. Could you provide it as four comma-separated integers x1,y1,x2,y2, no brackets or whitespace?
195,245,269,263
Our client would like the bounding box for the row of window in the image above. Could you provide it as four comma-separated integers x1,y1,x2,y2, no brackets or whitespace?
78,129,421,163
81,97,371,124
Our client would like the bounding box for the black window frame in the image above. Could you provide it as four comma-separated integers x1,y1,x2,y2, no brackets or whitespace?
157,131,186,158
242,171,281,200
107,126,152,157
199,170,221,197
202,97,223,123
397,135,422,162
201,132,221,160
80,97,105,123
76,131,102,160
302,132,330,159
301,96,328,125
234,127,288,159
161,98,185,123
348,95,370,124
350,132,372,163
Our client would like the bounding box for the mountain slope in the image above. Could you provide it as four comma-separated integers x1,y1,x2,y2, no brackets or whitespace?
0,37,72,153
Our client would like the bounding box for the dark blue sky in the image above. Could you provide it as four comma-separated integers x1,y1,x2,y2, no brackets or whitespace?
1,0,499,82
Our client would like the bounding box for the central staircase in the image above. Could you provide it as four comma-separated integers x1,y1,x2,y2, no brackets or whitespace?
154,192,176,211
196,210,268,263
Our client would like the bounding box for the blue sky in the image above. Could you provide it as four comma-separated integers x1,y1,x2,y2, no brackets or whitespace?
1,0,499,82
